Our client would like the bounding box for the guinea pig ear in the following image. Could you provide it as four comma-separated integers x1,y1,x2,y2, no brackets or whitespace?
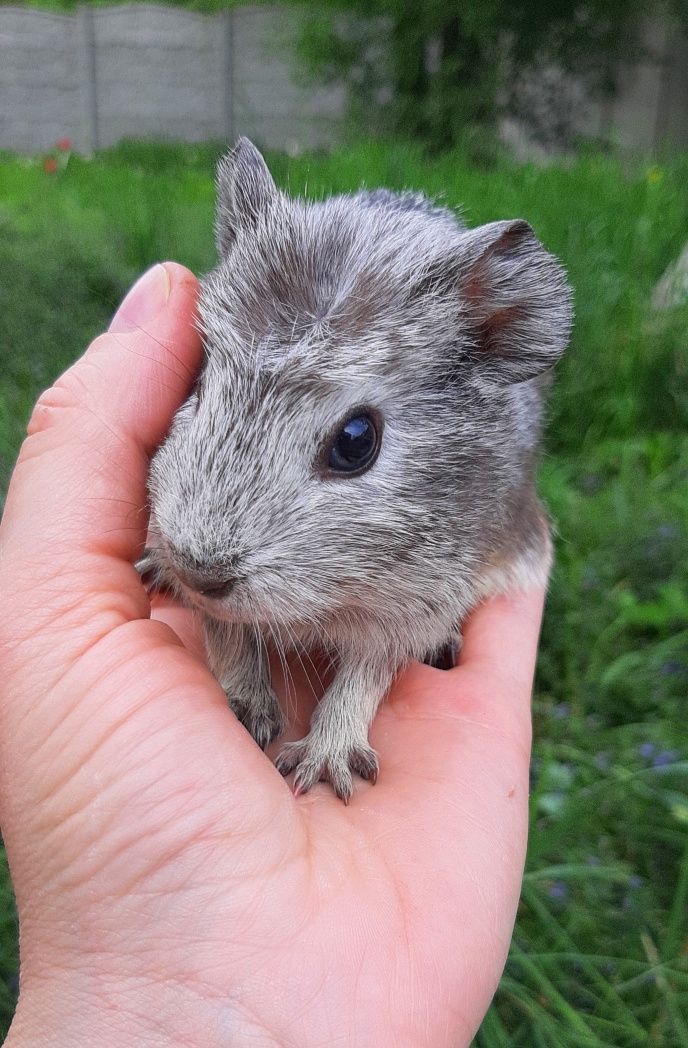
458,220,572,384
215,137,278,257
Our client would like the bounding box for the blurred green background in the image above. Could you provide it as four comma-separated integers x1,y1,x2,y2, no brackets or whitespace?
1,0,688,1044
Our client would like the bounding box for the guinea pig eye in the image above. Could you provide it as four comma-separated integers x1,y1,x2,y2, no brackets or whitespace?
324,411,381,476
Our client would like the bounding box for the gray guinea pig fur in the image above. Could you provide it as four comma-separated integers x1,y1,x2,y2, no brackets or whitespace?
143,137,573,801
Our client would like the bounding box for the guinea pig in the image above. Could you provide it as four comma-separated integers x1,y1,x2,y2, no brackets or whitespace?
142,137,572,801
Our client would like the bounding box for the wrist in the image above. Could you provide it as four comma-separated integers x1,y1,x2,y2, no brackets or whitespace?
5,969,281,1048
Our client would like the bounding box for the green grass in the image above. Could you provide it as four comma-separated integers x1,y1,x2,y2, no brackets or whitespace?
0,139,687,1045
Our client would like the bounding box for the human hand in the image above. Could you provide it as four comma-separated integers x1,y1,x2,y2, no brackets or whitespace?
0,263,543,1048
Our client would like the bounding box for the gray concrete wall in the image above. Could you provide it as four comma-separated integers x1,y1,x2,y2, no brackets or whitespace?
0,7,86,152
0,3,346,154
0,4,686,156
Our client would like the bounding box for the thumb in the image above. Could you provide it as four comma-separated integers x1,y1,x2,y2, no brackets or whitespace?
0,265,295,861
0,262,202,689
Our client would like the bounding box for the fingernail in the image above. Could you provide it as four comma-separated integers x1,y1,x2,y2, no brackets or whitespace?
109,264,171,333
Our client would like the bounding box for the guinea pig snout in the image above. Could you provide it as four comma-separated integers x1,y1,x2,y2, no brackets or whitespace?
167,546,239,600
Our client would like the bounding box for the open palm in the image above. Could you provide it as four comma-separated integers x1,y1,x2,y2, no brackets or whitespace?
0,264,542,1048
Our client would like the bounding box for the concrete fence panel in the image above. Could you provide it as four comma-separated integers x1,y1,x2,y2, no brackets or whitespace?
0,8,85,152
92,5,225,147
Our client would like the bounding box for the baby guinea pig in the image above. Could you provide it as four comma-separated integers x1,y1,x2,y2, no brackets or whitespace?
143,137,573,801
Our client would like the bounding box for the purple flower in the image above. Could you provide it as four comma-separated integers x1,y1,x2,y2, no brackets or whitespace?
579,474,602,494
638,742,656,761
581,565,601,589
552,703,570,720
653,750,678,768
628,874,643,889
548,881,569,902
660,661,685,677
594,752,611,771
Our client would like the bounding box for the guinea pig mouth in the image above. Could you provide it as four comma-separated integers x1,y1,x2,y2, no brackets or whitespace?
178,580,266,627
179,583,302,633
180,584,243,618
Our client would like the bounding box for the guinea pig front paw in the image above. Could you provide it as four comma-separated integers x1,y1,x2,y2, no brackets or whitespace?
275,736,379,803
230,689,285,751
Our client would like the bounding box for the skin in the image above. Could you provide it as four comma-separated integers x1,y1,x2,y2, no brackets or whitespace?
0,263,544,1048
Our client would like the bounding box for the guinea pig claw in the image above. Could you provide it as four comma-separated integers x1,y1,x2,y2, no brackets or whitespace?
348,745,379,785
135,550,167,596
276,739,378,802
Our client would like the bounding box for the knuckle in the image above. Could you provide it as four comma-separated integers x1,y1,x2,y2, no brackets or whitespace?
27,380,77,437
25,356,97,438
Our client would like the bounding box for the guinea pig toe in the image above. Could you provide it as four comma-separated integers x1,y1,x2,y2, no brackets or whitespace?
275,740,344,798
239,702,285,751
323,759,355,804
348,744,379,785
274,740,308,779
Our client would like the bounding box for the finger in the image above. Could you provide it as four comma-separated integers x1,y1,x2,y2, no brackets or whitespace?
359,599,544,899
373,589,546,795
457,586,547,694
0,263,202,686
0,269,300,858
149,593,208,662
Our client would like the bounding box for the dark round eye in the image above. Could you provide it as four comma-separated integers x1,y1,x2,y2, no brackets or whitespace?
326,413,381,475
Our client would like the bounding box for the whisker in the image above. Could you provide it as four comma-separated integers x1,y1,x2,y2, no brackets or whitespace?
282,619,321,704
268,619,293,720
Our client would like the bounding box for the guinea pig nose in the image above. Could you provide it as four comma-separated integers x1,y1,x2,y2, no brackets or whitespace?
197,576,236,599
173,563,237,599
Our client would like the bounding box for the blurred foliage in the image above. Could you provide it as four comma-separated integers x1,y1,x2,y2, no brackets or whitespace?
293,0,688,151
0,139,687,1044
